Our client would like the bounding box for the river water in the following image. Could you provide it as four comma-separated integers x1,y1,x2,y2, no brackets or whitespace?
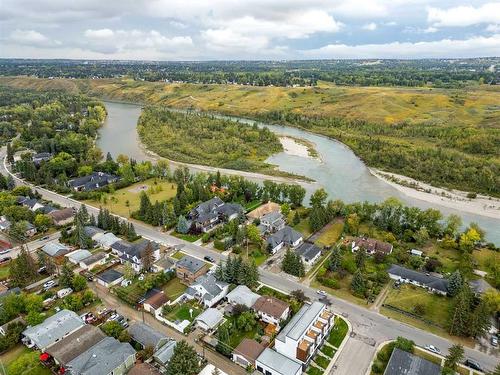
98,101,499,244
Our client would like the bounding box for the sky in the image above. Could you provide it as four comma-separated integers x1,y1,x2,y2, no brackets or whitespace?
0,0,499,60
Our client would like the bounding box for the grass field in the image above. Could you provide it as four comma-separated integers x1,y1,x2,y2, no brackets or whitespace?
0,265,9,280
166,302,201,322
162,277,187,300
1,346,51,375
171,232,201,242
315,221,344,247
83,178,176,218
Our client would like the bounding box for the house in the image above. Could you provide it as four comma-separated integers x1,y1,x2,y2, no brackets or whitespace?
469,279,494,295
83,226,105,241
143,289,169,316
0,216,11,231
0,239,12,253
152,256,175,273
24,222,37,237
255,348,302,375
22,310,85,350
266,226,303,254
95,232,120,249
195,308,224,331
19,197,45,212
111,239,160,272
96,269,124,288
198,364,229,375
384,348,441,375
0,317,25,336
176,255,208,284
45,324,106,367
189,197,243,233
247,201,281,221
226,285,260,308
259,211,286,234
184,273,229,307
79,252,108,270
351,237,393,256
68,172,120,192
65,249,92,265
65,336,135,375
295,242,322,266
387,264,449,295
127,322,169,351
42,241,70,257
274,301,334,367
252,296,290,327
232,338,265,369
153,340,176,368
32,152,52,166
48,207,75,226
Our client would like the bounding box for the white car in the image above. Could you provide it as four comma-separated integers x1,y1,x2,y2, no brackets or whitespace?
43,280,56,290
425,345,441,355
317,290,327,297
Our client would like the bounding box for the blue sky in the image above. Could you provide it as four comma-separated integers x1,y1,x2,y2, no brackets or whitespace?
0,0,499,60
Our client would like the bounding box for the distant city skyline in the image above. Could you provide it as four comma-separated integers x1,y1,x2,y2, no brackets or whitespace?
1,0,499,60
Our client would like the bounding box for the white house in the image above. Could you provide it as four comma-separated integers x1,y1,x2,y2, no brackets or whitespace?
266,226,303,254
111,239,160,272
65,249,92,265
226,285,260,308
95,232,120,249
96,269,124,288
387,264,449,295
252,296,290,328
295,242,322,267
255,348,302,375
79,252,108,270
195,308,224,331
184,274,229,308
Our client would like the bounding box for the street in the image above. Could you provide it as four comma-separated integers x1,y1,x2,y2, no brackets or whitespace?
1,146,498,373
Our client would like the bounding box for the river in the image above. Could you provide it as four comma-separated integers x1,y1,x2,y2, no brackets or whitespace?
98,101,499,244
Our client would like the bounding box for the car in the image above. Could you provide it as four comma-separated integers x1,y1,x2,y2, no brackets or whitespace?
491,335,498,347
0,257,11,264
316,290,327,296
464,359,483,371
0,249,10,255
43,280,56,290
204,256,215,263
41,236,50,240
424,345,441,355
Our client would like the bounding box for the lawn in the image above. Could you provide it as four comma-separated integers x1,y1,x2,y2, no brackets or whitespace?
162,277,187,300
0,265,9,280
306,367,323,375
314,354,330,369
311,274,369,307
165,302,201,322
171,232,202,242
83,178,176,218
293,218,312,238
223,317,262,349
1,346,51,375
240,243,268,266
327,317,349,348
320,345,336,358
171,251,185,260
413,347,442,366
315,221,344,247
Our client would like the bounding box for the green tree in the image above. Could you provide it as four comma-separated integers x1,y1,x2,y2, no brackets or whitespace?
72,274,87,292
355,248,366,270
6,142,14,164
7,351,40,375
351,270,366,296
293,210,300,225
176,215,189,234
101,320,124,339
447,270,463,297
59,261,74,288
443,344,464,372
34,214,52,232
328,248,342,272
166,340,201,375
448,285,473,336
26,311,45,326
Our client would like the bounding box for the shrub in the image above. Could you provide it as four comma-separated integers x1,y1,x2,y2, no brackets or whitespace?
317,275,339,289
214,240,224,250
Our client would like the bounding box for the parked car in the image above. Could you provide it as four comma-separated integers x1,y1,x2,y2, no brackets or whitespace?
491,335,498,347
204,256,215,263
43,280,57,290
316,290,327,297
57,288,73,299
41,236,50,240
424,345,441,355
464,359,483,372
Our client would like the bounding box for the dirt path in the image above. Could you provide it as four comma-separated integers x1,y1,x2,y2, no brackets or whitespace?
370,283,391,312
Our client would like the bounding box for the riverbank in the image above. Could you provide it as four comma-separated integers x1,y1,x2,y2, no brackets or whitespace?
370,168,500,220
278,135,321,161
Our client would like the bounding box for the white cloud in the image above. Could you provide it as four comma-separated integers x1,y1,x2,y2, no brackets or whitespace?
428,3,500,27
423,26,438,33
303,34,500,59
84,29,114,38
486,24,500,33
362,22,377,31
6,29,60,47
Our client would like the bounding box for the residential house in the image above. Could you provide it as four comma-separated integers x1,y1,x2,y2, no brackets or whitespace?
295,242,322,266
384,348,441,375
48,207,75,226
233,338,265,369
252,296,290,327
111,239,160,272
32,152,52,166
42,241,70,257
259,211,286,234
127,322,169,352
274,301,334,367
176,255,208,284
387,264,449,295
226,285,260,308
79,252,108,270
195,308,224,331
469,278,494,295
0,317,25,336
153,340,177,368
96,269,124,288
22,309,85,350
95,232,120,249
65,336,135,375
189,197,243,233
65,249,92,265
152,256,175,273
83,226,105,241
255,348,302,375
0,239,12,253
19,197,45,212
266,226,303,254
247,201,281,221
143,289,169,317
351,237,393,256
184,273,229,307
45,325,106,368
24,222,37,237
0,216,11,231
0,287,21,306
68,172,120,192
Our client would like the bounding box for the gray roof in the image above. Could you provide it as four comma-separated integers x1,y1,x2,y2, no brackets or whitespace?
153,340,176,365
217,203,244,218
267,226,303,249
127,322,168,351
176,255,206,274
261,211,284,225
66,249,92,263
22,310,84,349
388,265,449,293
115,239,159,262
195,308,223,329
468,279,494,294
191,273,228,301
226,285,260,308
67,336,135,375
256,348,302,375
277,301,325,342
384,348,441,375
295,242,322,261
154,257,175,270
42,241,69,257
83,226,105,238
96,269,123,283
191,197,224,217
68,172,119,191
96,232,120,247
80,252,107,266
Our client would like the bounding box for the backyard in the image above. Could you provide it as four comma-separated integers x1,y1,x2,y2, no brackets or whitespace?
83,178,177,218
164,301,202,323
314,220,344,248
0,345,51,375
162,277,187,301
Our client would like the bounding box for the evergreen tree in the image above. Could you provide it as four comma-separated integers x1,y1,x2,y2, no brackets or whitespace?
176,215,189,234
141,242,154,272
447,270,463,297
281,249,305,277
9,246,37,287
355,248,367,270
443,344,464,372
328,248,342,272
351,270,366,296
468,299,491,338
166,340,201,375
127,223,137,240
138,191,151,219
293,210,300,225
6,142,14,164
59,261,74,288
448,284,473,336
77,204,90,225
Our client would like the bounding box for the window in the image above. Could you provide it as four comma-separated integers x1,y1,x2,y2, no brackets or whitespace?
257,366,263,372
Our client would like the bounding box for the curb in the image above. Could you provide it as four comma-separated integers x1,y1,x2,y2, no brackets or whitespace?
325,316,352,374
364,340,394,375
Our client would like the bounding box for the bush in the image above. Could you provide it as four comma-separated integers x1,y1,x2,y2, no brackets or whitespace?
214,240,224,250
466,192,477,199
413,303,426,316
317,275,339,289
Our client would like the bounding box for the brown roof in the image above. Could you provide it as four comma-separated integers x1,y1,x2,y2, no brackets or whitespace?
252,296,290,319
247,202,280,220
128,363,162,375
234,339,265,364
144,291,169,309
353,237,393,255
48,207,75,222
46,325,106,364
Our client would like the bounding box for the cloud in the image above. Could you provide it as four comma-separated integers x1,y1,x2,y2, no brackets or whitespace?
428,3,500,27
486,24,500,33
303,34,500,59
84,29,114,38
423,26,438,33
362,22,377,31
6,29,60,47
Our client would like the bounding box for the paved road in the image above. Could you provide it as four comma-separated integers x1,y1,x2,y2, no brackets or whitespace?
7,231,61,258
1,147,498,372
